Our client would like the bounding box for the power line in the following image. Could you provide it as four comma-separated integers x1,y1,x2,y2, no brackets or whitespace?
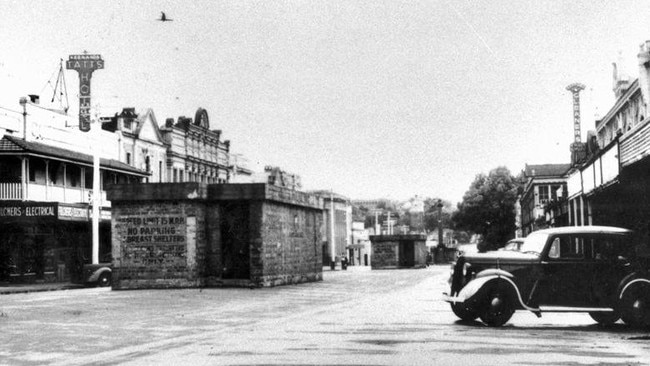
445,2,500,62
0,105,22,115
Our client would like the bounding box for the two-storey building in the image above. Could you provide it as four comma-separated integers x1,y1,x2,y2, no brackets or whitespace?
0,98,148,283
310,190,352,266
0,97,254,284
519,163,571,236
566,40,650,239
100,108,168,183
159,108,231,184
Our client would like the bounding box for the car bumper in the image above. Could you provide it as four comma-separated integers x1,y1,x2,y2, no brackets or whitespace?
442,292,467,303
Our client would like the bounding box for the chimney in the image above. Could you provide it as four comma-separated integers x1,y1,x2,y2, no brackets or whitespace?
638,41,650,106
612,51,631,98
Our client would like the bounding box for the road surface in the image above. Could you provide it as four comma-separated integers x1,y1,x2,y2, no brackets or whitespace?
0,266,649,365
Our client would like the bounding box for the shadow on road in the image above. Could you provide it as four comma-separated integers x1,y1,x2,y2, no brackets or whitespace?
453,319,650,338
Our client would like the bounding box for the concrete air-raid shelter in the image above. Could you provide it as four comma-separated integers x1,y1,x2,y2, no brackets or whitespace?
369,234,428,269
106,183,324,289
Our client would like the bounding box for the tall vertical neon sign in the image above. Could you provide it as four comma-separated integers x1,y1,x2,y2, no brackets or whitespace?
66,53,104,131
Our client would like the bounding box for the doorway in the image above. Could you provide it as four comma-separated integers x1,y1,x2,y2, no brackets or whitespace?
398,241,415,267
220,202,250,279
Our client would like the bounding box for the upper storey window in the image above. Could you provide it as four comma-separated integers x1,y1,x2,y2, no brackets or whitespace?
538,185,550,204
123,118,134,131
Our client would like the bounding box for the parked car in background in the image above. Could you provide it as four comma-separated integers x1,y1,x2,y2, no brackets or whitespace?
83,253,112,287
456,244,478,258
499,238,524,251
444,226,650,328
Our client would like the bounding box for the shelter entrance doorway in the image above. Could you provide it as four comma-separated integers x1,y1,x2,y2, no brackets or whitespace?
398,240,415,267
220,202,250,279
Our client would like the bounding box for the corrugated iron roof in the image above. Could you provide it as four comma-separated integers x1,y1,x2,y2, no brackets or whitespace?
0,134,149,176
524,163,572,178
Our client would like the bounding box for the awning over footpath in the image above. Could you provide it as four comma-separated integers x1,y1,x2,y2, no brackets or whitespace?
0,135,149,177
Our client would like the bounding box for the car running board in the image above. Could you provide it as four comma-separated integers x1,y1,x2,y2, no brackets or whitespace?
537,306,615,313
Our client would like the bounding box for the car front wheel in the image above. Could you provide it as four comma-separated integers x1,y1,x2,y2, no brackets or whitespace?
451,302,479,321
479,286,514,327
97,272,111,287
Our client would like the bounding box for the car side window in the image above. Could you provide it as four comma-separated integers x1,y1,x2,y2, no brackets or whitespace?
566,236,584,259
593,236,629,262
548,236,584,260
549,238,561,259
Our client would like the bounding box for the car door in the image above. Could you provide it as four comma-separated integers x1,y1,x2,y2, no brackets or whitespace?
538,234,593,307
589,234,633,307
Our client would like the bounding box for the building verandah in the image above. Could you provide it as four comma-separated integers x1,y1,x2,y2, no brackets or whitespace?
0,134,148,284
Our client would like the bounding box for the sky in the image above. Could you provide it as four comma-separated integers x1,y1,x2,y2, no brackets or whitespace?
2,0,650,205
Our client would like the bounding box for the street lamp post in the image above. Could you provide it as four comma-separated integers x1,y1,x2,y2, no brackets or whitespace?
436,199,443,263
330,190,336,270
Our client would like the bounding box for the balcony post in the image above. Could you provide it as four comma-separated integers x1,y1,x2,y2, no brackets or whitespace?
21,157,27,201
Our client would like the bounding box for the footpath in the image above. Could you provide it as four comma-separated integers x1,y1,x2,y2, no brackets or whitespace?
0,281,84,295
0,265,371,295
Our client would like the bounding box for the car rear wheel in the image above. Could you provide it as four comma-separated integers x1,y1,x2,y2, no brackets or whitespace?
451,302,478,321
589,311,619,325
479,287,514,327
97,272,111,287
621,285,650,328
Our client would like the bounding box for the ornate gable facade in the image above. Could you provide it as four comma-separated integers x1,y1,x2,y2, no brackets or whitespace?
159,108,230,184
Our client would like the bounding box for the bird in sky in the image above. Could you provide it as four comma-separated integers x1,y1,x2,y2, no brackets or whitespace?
158,11,173,22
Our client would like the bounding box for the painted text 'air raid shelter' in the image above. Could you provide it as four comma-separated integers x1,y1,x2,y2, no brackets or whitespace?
106,183,324,289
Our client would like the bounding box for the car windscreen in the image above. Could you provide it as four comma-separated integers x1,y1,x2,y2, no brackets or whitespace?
519,232,549,255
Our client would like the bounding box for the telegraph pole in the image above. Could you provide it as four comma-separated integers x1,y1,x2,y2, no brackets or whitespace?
330,190,336,268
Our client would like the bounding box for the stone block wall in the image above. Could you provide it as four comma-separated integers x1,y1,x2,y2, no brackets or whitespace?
371,238,399,269
255,201,323,286
370,234,427,270
107,183,324,289
111,200,207,289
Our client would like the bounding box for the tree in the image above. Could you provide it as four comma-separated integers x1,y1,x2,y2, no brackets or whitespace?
452,166,522,252
352,205,369,222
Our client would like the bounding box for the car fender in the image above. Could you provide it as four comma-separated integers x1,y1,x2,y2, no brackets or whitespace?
456,274,540,313
619,277,650,299
87,266,111,282
475,268,514,279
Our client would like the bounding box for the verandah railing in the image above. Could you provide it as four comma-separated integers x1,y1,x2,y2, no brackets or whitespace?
0,183,22,200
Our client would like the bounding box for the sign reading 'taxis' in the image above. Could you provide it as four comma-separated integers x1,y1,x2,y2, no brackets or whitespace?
66,54,104,132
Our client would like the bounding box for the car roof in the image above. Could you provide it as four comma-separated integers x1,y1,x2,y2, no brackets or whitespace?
508,238,524,242
530,225,632,235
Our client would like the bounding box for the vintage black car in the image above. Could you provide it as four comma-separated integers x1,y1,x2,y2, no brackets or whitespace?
444,226,650,327
82,253,112,287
